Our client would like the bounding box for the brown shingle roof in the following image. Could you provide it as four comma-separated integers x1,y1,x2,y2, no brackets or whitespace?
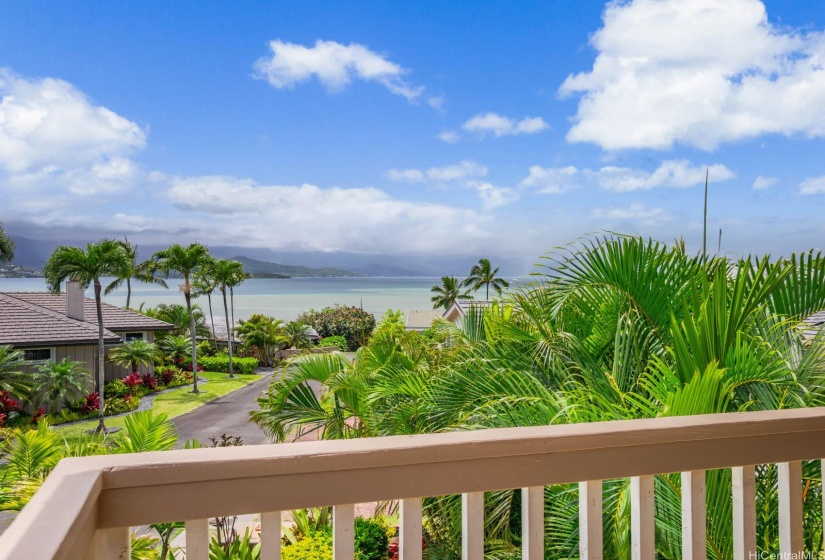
7,292,173,332
0,294,121,347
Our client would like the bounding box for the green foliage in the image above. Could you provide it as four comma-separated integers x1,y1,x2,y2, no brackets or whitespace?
372,309,405,341
142,304,211,339
281,531,332,560
105,378,131,398
209,528,260,560
158,335,192,363
237,314,283,366
461,258,509,300
103,395,140,415
0,345,32,397
113,411,178,454
34,358,91,407
283,508,332,544
109,340,159,372
319,336,347,351
130,532,161,560
354,517,389,560
0,222,13,263
297,305,376,351
431,275,474,310
184,356,259,375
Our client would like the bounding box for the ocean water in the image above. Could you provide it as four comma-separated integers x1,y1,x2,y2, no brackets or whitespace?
0,276,524,322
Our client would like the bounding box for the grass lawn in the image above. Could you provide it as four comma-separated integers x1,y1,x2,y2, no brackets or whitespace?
55,371,262,439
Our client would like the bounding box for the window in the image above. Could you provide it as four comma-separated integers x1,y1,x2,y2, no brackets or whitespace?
124,332,144,342
22,348,52,362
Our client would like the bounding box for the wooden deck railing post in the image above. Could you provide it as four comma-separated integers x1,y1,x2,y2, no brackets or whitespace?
400,498,423,560
333,504,355,560
631,476,655,560
185,519,209,560
462,492,484,560
522,486,544,560
778,461,803,557
578,480,603,560
260,511,281,560
681,470,706,560
87,527,130,560
732,465,756,560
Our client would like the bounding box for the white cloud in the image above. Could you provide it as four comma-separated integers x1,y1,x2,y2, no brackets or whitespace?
752,176,778,190
521,160,733,193
387,160,487,183
592,203,672,226
462,112,549,138
467,181,519,211
560,0,825,150
0,70,145,173
165,176,491,253
253,40,424,101
800,176,825,195
437,130,460,144
428,95,446,111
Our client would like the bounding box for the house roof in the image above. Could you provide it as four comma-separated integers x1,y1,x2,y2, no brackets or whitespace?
0,292,173,348
442,300,492,322
405,309,441,330
6,292,173,332
802,310,825,341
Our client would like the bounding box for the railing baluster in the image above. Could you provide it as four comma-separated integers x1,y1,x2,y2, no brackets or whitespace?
462,492,484,560
579,480,603,560
185,519,209,560
400,498,423,560
260,511,281,560
87,527,130,560
681,470,706,560
631,476,655,560
333,504,355,560
732,465,756,560
522,486,544,560
778,461,803,557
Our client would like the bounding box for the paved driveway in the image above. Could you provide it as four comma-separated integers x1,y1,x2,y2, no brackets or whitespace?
172,370,278,447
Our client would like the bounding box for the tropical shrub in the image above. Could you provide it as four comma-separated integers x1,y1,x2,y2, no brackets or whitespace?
297,305,376,351
354,518,390,560
75,392,101,415
184,356,258,375
157,368,177,386
170,371,194,387
0,391,22,426
33,358,91,408
142,373,157,390
209,528,260,560
319,336,347,351
103,394,139,415
104,379,130,399
281,531,333,560
237,314,283,367
122,372,144,394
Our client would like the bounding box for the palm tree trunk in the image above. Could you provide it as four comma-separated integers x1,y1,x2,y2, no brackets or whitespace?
486,282,489,300
230,286,236,359
126,276,132,309
207,292,218,351
94,280,106,433
221,286,234,378
185,286,200,393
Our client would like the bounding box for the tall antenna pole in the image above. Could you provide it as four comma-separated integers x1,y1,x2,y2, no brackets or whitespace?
718,228,722,256
702,168,709,258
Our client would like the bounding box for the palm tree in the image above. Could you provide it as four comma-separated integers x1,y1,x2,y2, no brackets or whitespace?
282,321,314,349
0,222,14,263
105,238,168,309
430,276,474,310
236,314,283,367
158,335,192,365
461,258,509,300
210,260,246,378
34,359,91,409
108,339,158,374
227,264,249,368
141,303,210,338
0,345,31,397
193,259,219,350
151,243,212,393
43,240,130,433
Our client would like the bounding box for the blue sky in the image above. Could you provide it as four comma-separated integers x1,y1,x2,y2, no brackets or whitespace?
1,0,824,265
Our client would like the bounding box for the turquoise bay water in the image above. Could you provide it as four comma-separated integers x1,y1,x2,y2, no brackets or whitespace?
0,277,503,322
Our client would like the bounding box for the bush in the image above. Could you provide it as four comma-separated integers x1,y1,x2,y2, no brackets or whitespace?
158,368,177,386
0,391,22,426
169,371,193,387
103,395,140,415
142,373,157,390
297,305,376,351
122,372,143,394
72,392,101,415
355,518,390,560
282,531,333,560
104,379,130,399
183,356,259,375
319,336,347,351
47,409,87,425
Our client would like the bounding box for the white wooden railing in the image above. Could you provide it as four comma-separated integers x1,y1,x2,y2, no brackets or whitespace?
2,408,825,559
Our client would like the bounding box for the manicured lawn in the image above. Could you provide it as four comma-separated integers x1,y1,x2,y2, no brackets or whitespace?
54,371,262,439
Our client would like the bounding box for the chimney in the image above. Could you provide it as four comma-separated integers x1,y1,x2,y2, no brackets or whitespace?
66,281,85,321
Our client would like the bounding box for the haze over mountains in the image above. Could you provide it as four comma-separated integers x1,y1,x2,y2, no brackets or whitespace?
7,234,527,278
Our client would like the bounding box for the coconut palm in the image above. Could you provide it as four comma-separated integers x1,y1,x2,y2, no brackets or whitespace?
158,335,192,366
193,259,219,350
461,258,509,300
430,275,474,310
33,359,91,409
211,259,246,377
108,339,159,374
0,345,31,397
141,303,210,338
43,240,130,432
105,238,168,309
151,243,212,393
0,222,14,263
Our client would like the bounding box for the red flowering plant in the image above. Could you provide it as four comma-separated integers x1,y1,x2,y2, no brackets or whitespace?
142,373,157,390
122,372,144,394
31,407,46,424
159,368,176,385
0,391,21,424
78,392,101,415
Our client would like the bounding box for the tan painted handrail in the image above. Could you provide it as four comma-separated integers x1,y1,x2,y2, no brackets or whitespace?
2,408,825,559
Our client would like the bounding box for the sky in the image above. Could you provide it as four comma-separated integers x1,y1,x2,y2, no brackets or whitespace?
1,0,824,267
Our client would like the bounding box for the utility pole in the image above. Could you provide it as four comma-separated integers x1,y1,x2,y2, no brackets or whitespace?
718,228,722,256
